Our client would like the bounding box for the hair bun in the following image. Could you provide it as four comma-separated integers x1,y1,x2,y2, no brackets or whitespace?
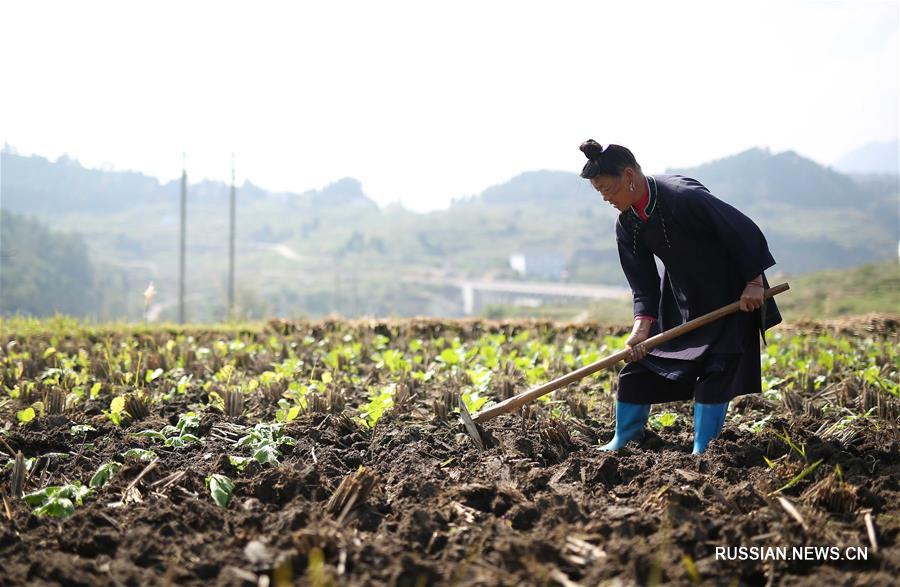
580,139,604,160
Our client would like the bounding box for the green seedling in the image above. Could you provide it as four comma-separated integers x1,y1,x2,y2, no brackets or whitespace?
459,366,492,414
4,456,35,473
70,424,96,436
438,348,462,366
372,334,390,351
207,390,226,412
375,349,411,375
682,554,701,584
359,384,395,428
228,455,253,472
206,474,234,507
104,396,126,426
16,406,36,424
145,368,163,384
774,459,823,493
133,351,143,388
460,389,489,414
131,412,201,448
773,427,807,460
23,483,92,518
749,415,772,434
235,423,296,465
828,407,878,434
860,364,899,397
306,547,328,587
273,381,312,423
88,382,102,399
163,374,192,400
121,448,158,461
275,398,302,423
649,412,678,430
214,364,236,385
89,461,121,489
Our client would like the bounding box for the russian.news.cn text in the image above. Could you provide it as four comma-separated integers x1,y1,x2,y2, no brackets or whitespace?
715,546,868,562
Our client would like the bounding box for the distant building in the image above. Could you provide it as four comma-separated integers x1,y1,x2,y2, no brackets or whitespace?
509,250,566,280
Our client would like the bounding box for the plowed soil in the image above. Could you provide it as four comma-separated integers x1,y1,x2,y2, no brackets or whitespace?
0,316,898,586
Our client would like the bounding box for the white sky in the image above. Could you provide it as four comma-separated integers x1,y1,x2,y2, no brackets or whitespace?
1,0,897,211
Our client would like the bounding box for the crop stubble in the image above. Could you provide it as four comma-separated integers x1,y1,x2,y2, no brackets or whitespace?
0,316,897,585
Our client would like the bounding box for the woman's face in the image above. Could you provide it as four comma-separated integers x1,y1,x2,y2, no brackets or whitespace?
590,169,638,213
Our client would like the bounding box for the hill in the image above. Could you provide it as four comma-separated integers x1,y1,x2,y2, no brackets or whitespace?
833,139,900,175
0,146,897,320
666,147,898,272
0,210,131,318
774,259,899,319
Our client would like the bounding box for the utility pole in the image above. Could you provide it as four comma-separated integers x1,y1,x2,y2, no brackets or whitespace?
178,153,187,324
228,153,236,321
351,270,359,317
332,267,341,316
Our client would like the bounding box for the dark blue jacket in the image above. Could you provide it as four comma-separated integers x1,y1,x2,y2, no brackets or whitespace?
616,174,781,381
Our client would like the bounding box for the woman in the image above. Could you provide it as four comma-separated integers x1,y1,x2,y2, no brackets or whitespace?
579,140,781,454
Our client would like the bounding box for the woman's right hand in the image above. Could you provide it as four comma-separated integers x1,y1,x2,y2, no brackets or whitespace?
624,318,653,362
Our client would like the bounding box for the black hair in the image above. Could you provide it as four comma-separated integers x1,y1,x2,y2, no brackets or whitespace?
579,140,641,179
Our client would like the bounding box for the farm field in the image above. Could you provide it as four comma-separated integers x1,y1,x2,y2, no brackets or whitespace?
0,315,898,586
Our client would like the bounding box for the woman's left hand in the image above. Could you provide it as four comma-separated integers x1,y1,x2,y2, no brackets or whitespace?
740,281,765,311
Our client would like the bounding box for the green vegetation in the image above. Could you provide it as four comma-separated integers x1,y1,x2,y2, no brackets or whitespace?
649,412,679,430
23,483,92,518
89,461,121,489
206,474,235,508
0,315,896,554
234,423,296,465
776,260,899,318
132,412,201,448
122,448,157,462
0,210,96,316
359,384,396,428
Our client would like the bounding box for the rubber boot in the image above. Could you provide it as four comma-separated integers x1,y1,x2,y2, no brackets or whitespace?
599,402,651,451
692,401,729,454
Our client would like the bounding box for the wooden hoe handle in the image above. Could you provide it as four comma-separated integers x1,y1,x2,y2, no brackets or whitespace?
471,282,790,424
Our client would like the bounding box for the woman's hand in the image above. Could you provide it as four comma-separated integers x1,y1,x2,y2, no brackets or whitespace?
624,318,653,362
740,275,765,311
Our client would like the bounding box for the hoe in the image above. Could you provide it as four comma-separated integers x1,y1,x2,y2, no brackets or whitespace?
458,283,790,443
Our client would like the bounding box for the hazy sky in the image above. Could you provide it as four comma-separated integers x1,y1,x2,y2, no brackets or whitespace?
2,0,897,211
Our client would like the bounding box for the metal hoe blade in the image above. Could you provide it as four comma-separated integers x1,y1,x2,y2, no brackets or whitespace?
458,395,485,450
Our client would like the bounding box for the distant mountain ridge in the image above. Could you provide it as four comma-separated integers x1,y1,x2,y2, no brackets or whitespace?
458,147,896,213
0,150,378,215
3,145,895,215
1,145,897,320
665,147,867,209
833,139,900,175
450,147,897,277
477,170,595,206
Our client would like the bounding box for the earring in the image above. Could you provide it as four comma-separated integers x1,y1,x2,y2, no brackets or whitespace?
630,183,635,191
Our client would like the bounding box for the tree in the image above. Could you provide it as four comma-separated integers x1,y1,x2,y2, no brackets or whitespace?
0,210,96,316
